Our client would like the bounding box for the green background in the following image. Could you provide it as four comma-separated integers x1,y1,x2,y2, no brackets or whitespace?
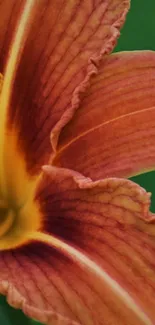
114,0,155,214
0,0,155,324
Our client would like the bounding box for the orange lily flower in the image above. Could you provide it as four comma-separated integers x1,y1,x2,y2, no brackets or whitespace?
0,1,154,325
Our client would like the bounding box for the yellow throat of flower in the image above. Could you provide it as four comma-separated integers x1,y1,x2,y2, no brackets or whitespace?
0,1,43,251
0,175,42,251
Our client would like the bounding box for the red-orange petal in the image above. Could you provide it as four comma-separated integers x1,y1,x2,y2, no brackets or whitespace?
0,0,130,208
0,0,130,176
0,167,155,324
53,51,155,179
0,1,25,71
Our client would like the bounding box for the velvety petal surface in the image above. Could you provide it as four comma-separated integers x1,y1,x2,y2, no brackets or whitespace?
53,51,155,179
0,0,130,178
0,167,155,324
0,0,25,70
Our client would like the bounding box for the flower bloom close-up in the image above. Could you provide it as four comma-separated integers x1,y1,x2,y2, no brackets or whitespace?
0,0,155,324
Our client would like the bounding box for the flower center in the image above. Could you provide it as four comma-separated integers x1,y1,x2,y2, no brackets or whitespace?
0,201,14,237
0,192,42,251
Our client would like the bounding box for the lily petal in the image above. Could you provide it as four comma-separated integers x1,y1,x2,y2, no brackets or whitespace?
53,51,155,179
0,0,130,173
0,166,155,324
0,0,130,205
0,1,25,71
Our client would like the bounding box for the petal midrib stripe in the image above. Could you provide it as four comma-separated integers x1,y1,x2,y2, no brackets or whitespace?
55,106,155,155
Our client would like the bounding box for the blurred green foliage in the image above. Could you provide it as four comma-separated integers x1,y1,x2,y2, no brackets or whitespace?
0,0,155,324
